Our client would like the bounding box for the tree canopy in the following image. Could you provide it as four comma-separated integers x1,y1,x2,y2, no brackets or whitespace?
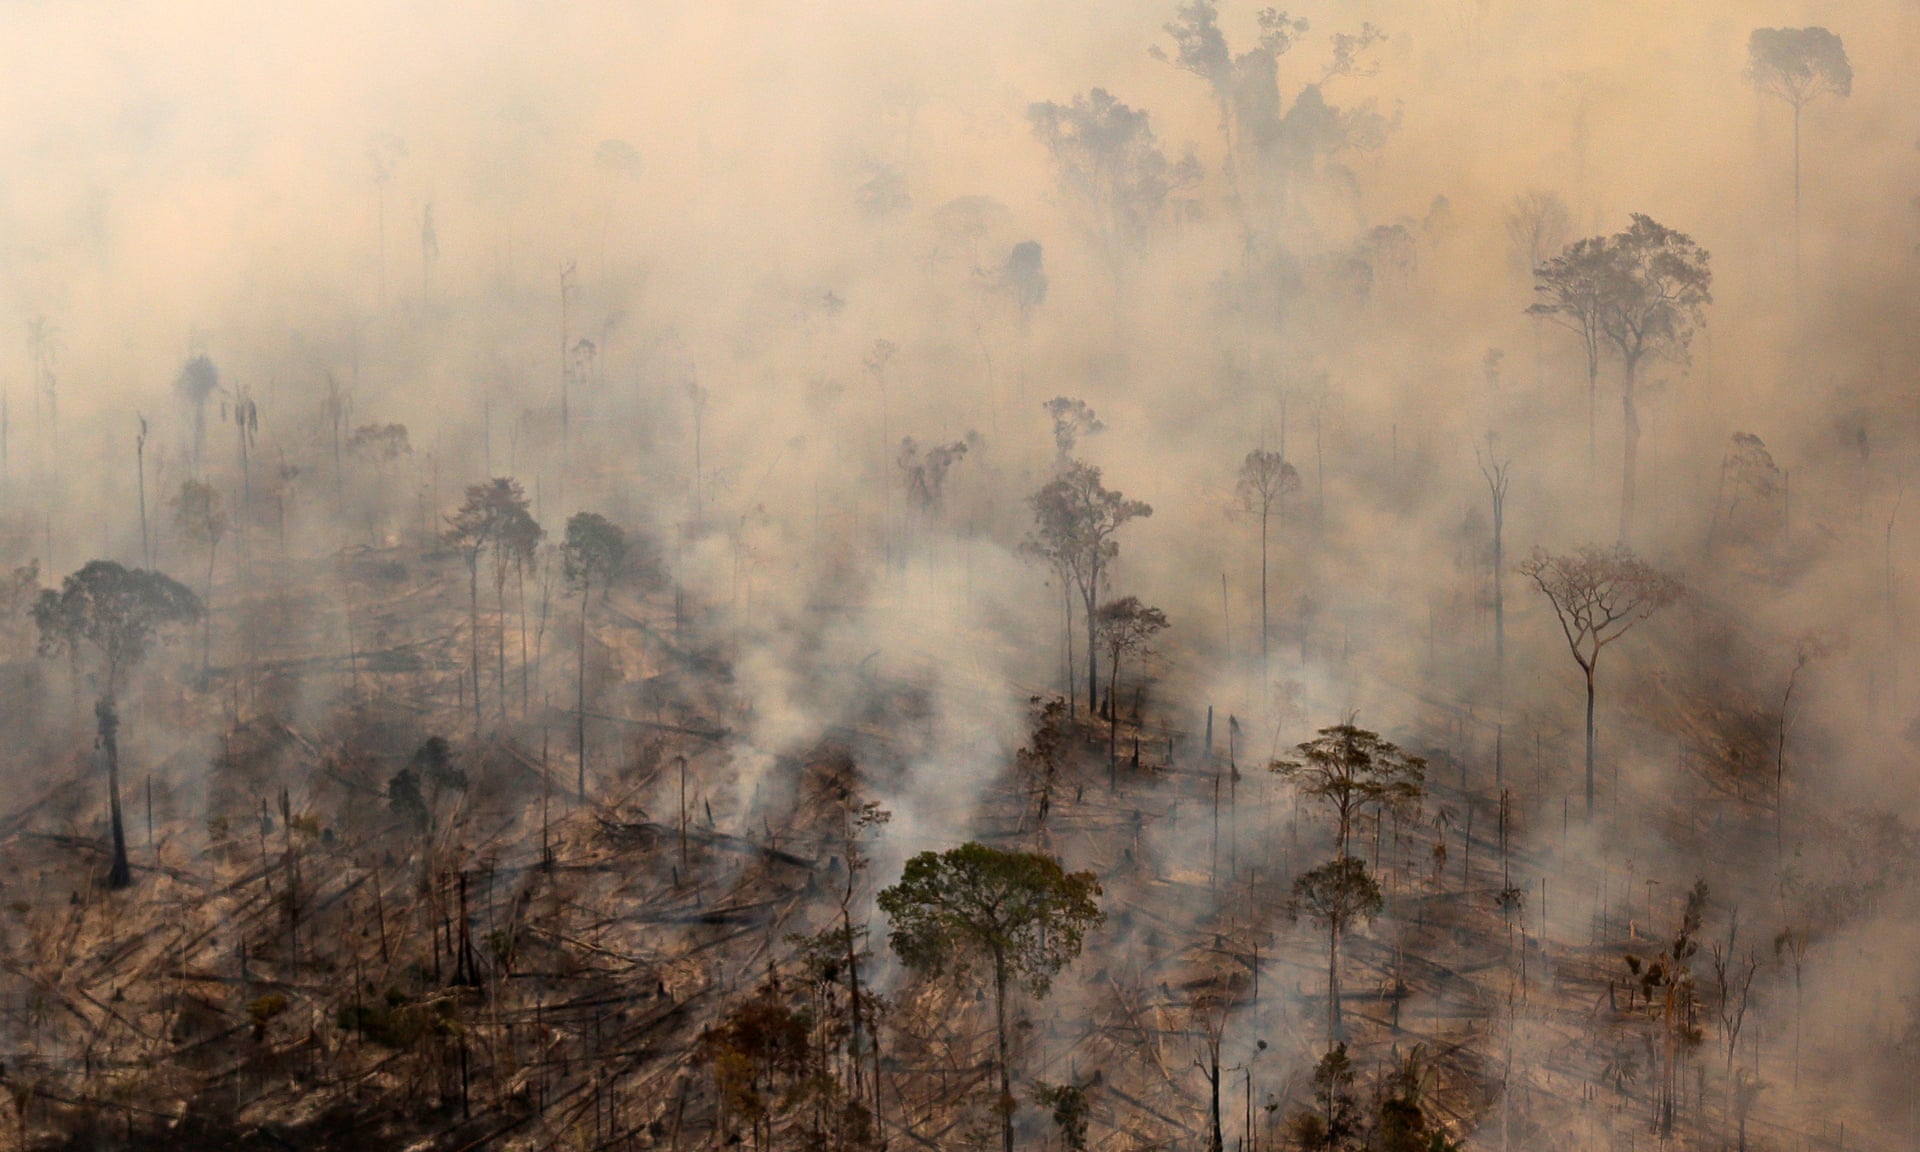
879,842,1103,998
33,561,203,692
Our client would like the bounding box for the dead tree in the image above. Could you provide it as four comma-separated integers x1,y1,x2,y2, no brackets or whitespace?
1520,545,1682,815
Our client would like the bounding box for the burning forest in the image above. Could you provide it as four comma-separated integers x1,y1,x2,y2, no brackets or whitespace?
1,0,1919,1149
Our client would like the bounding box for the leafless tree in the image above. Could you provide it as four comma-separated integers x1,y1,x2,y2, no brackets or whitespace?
1237,448,1300,675
1520,544,1683,814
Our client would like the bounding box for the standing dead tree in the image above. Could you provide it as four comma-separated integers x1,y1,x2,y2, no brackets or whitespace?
1520,544,1682,815
1477,437,1511,694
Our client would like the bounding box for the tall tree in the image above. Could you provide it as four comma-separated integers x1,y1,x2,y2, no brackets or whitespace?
1027,89,1200,295
1290,856,1383,1043
1236,447,1300,673
878,843,1103,1152
170,479,226,673
562,512,626,802
1477,437,1511,692
1094,596,1169,781
1271,721,1425,859
1596,215,1712,543
1745,28,1851,280
1025,461,1153,710
1527,237,1610,467
1506,191,1571,386
1519,544,1683,815
33,561,202,888
446,478,537,726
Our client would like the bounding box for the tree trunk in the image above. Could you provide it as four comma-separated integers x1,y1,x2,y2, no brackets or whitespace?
469,556,481,729
1259,505,1270,675
98,696,131,889
578,573,589,804
1084,582,1099,713
993,951,1014,1152
204,539,217,673
1108,649,1120,789
1792,101,1802,285
1587,355,1598,472
1619,358,1640,544
1584,665,1597,816
1328,921,1342,1042
496,567,509,722
1207,1050,1223,1152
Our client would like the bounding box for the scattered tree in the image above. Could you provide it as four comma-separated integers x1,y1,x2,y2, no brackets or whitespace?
562,512,627,802
878,843,1103,1152
1595,216,1712,542
1745,28,1852,278
1521,545,1682,815
1094,595,1169,781
1291,857,1383,1043
33,561,202,888
1025,461,1152,711
1237,447,1300,672
170,479,227,673
1271,722,1425,859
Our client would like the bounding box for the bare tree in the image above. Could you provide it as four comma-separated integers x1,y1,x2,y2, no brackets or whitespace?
1519,544,1683,814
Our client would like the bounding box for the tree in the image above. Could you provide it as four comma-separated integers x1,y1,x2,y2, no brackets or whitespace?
1043,397,1103,462
999,241,1048,329
1027,89,1200,293
562,512,627,802
1094,596,1169,782
1271,722,1425,859
347,423,411,543
1595,216,1712,542
1519,545,1683,815
170,479,227,673
1745,28,1851,279
445,478,538,726
898,437,970,517
1476,437,1511,691
1237,448,1300,673
878,843,1103,1152
1025,461,1152,712
1286,1043,1362,1151
1528,237,1610,467
173,354,220,474
1290,858,1383,1043
1505,190,1572,280
33,561,202,888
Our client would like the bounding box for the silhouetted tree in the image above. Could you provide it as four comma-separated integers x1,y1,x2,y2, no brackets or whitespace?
1095,596,1168,780
1025,461,1153,710
1528,237,1610,467
1043,397,1103,463
1271,722,1425,859
1290,857,1383,1043
1596,216,1712,542
1000,241,1048,329
878,843,1103,1152
33,561,201,888
1237,447,1300,672
562,512,626,801
170,478,226,673
446,478,537,726
1745,28,1851,278
174,354,220,474
1520,545,1683,814
1027,89,1200,292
